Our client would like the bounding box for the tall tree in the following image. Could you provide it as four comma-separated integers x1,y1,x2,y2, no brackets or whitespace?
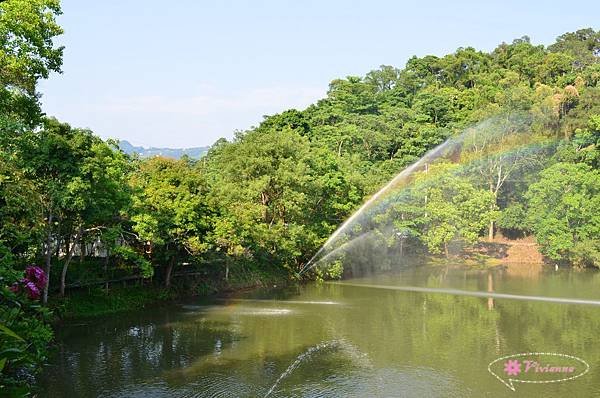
130,157,210,287
57,136,131,295
0,0,63,126
461,115,547,240
0,150,42,277
413,163,496,256
526,162,600,267
548,28,600,69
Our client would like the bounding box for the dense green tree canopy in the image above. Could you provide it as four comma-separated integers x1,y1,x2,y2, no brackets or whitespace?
130,157,211,286
526,162,600,267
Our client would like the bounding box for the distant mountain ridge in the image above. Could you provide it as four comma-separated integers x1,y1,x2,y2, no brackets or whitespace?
119,140,209,159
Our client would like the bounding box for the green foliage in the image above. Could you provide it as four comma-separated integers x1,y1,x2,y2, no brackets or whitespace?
314,259,344,283
497,203,530,234
131,157,209,248
55,286,166,319
555,116,600,167
205,127,364,277
0,283,53,395
415,163,497,255
5,118,135,298
0,0,63,126
0,154,42,272
526,162,600,267
548,28,600,68
111,246,153,278
130,157,211,283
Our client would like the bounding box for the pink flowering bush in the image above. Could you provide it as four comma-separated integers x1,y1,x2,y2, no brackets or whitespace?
10,266,47,300
1,266,53,395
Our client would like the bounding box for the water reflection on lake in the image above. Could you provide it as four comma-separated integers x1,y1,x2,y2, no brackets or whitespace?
39,265,600,397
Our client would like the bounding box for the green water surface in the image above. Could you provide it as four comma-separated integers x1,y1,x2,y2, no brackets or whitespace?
39,265,600,397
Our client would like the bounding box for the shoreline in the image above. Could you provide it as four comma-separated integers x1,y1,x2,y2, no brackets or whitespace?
51,273,290,321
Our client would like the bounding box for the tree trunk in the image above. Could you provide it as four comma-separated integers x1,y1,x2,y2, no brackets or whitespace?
225,262,229,281
54,222,61,258
104,248,110,292
42,213,53,305
64,232,71,260
488,183,497,241
165,257,175,288
60,227,82,296
444,242,449,258
79,236,85,263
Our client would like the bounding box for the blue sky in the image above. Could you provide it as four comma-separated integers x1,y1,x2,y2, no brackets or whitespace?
39,0,600,148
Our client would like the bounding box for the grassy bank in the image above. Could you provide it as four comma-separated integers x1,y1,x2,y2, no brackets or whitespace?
52,286,172,319
52,269,289,319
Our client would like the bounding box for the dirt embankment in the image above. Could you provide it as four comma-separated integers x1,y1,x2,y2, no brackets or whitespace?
476,235,544,264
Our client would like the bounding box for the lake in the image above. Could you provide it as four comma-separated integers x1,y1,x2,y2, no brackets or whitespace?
39,264,600,397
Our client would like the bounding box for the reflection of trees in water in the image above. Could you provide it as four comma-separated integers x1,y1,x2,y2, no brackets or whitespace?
505,262,543,279
44,311,241,396
42,277,600,396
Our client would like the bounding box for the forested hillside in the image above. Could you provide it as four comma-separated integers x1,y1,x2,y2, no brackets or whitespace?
0,0,599,394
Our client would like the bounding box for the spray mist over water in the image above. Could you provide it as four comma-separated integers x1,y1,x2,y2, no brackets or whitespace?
326,283,600,306
302,113,558,282
301,138,456,273
263,339,368,398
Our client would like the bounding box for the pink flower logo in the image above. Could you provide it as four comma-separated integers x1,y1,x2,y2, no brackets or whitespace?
504,359,521,376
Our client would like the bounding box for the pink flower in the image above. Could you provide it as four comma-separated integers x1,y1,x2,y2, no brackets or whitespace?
11,266,47,301
25,265,47,289
24,281,41,300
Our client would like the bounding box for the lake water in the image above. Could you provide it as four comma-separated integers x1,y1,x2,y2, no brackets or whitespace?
39,264,600,397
